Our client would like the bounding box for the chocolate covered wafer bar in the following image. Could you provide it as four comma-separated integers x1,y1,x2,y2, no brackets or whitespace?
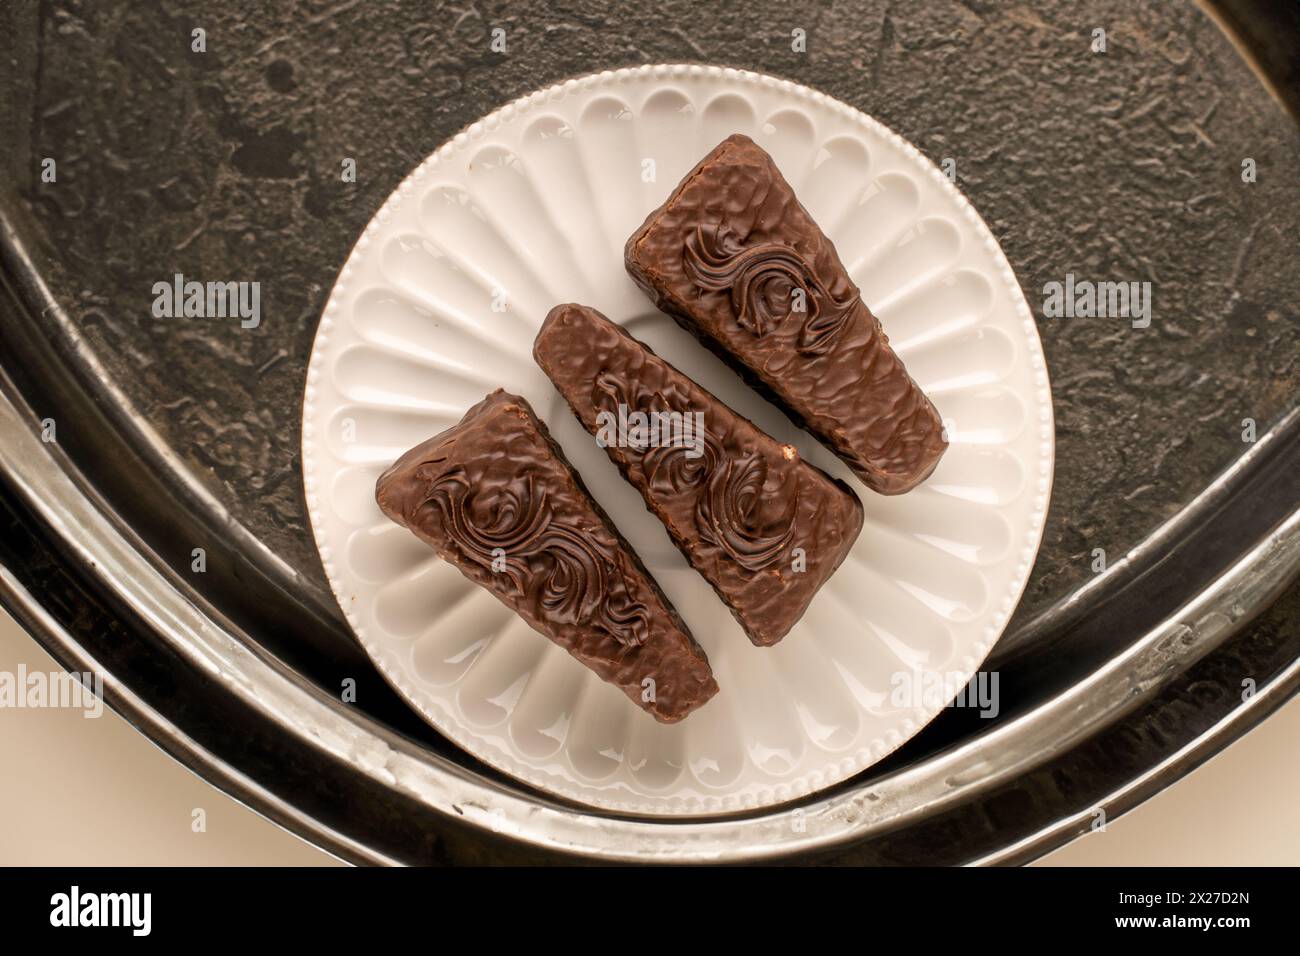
535,304,864,647
375,389,718,722
625,133,947,495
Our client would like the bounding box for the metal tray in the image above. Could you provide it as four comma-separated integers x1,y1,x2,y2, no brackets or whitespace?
1,0,1297,864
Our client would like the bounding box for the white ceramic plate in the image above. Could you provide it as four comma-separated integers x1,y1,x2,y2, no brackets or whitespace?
302,64,1054,815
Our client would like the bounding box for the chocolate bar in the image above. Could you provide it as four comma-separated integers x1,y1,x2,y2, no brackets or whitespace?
375,389,718,722
534,304,864,647
625,134,948,495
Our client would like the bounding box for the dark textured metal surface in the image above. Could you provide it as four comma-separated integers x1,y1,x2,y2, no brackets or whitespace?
6,0,1297,633
1,0,1298,864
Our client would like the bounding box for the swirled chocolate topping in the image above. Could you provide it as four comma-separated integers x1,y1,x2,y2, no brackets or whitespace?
535,305,863,648
376,390,717,722
684,227,855,354
626,133,948,495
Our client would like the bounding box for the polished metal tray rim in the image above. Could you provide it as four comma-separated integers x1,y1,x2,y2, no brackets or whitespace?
2,370,1296,864
973,631,1300,865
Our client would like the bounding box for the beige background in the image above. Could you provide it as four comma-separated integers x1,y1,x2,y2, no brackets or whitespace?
0,604,1295,866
